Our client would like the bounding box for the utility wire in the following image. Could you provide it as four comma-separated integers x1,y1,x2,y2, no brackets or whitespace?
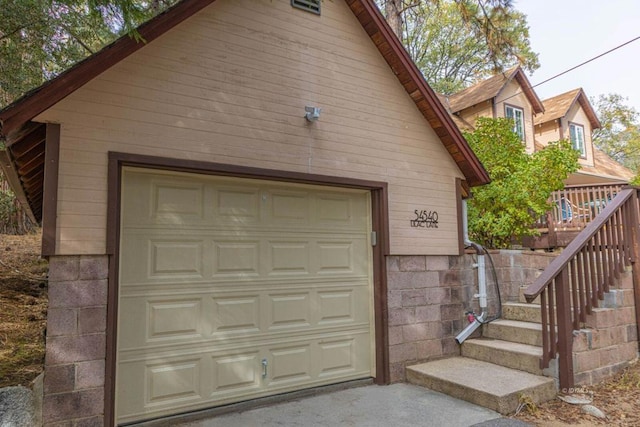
500,35,640,103
532,35,640,89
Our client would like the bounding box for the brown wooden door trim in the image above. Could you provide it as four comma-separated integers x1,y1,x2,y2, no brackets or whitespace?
41,123,60,256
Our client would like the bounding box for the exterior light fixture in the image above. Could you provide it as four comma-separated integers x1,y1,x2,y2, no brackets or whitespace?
305,106,321,122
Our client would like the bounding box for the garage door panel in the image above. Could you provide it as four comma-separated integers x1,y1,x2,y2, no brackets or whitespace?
319,338,356,376
118,169,374,423
317,241,353,273
119,284,370,350
152,181,205,220
150,240,205,277
148,298,202,340
146,358,202,405
117,332,372,424
318,290,354,324
120,292,370,352
121,234,368,285
214,241,260,275
121,175,207,226
269,190,311,224
212,351,261,392
117,354,208,422
316,195,353,223
119,296,205,349
120,235,210,284
268,345,311,384
267,241,310,275
215,186,261,224
211,295,261,334
267,293,311,330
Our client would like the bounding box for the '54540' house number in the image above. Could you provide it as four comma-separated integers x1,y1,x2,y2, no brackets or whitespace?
410,210,438,228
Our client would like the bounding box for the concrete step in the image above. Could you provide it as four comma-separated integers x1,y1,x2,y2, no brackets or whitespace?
406,357,557,415
502,302,542,324
483,319,543,347
461,338,544,375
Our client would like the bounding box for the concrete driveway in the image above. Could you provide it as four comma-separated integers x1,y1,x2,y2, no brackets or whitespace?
140,383,533,427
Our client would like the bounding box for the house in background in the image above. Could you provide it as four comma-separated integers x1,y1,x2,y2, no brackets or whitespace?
443,70,635,187
535,88,635,186
442,70,635,247
446,66,545,154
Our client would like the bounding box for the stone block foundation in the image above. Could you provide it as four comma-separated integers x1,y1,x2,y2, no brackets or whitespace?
43,256,108,427
387,255,478,382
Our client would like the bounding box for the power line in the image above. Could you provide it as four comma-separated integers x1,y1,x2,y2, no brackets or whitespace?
499,35,640,104
531,35,640,90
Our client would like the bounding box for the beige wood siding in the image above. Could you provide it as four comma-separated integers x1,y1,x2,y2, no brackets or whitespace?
458,100,493,126
495,80,535,153
35,0,464,256
534,120,561,147
563,103,595,167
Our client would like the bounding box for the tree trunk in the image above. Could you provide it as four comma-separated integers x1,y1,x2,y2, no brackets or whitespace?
384,0,403,39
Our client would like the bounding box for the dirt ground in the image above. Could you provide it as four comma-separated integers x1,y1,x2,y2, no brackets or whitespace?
1,232,639,425
0,231,48,388
512,359,640,426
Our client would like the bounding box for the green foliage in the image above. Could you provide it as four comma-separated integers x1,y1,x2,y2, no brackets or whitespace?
464,117,579,248
0,0,178,107
377,0,539,94
592,93,640,176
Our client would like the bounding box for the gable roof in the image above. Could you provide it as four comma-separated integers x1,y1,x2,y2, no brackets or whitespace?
535,140,634,184
578,147,635,182
447,66,544,114
534,88,601,129
0,0,489,222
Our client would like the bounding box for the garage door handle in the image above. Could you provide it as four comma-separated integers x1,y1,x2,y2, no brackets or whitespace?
261,358,268,378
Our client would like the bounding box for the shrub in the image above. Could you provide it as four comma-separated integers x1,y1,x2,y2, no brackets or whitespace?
464,117,580,248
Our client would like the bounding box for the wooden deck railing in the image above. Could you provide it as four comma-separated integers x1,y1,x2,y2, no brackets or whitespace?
524,187,640,390
533,184,625,231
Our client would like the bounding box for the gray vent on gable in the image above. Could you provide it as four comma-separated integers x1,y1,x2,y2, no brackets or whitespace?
291,0,320,15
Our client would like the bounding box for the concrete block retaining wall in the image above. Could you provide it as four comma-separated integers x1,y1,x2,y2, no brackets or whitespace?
573,270,639,386
486,250,556,303
385,250,557,382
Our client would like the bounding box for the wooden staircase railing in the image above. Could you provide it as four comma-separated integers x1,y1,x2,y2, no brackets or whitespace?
524,187,640,391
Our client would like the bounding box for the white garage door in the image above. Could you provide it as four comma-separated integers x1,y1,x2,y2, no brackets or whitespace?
116,167,375,424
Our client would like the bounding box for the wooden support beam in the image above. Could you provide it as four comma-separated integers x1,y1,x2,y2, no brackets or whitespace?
555,268,575,392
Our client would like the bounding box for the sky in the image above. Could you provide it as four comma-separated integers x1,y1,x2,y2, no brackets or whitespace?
515,0,640,112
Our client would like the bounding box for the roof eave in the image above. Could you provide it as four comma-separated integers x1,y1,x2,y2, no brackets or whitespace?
512,69,544,114
0,147,37,223
571,170,632,183
346,0,489,186
575,89,601,130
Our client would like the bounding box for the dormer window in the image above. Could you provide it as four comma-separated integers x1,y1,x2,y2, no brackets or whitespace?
505,104,525,141
569,122,586,157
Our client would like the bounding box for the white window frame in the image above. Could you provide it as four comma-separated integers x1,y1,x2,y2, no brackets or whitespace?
505,104,525,142
569,122,586,157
